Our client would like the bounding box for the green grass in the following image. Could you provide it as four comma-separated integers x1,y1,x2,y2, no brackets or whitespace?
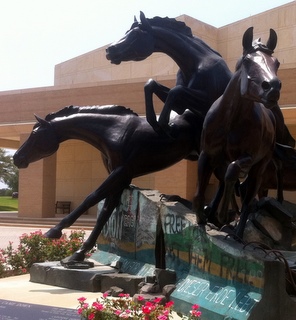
0,196,18,211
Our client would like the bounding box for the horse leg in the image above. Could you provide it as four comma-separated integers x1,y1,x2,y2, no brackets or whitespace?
44,166,132,238
205,167,228,224
235,161,268,239
144,79,170,131
61,192,122,262
273,158,284,203
193,151,214,224
218,156,252,225
206,181,224,224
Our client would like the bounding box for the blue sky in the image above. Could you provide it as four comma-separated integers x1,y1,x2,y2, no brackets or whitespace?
0,0,292,91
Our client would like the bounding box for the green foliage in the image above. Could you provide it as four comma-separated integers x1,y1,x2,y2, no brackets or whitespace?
0,148,18,192
0,229,92,278
0,196,18,211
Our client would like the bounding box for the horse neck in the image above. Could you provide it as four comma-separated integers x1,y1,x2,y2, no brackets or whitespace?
220,71,254,123
152,28,202,75
52,114,118,151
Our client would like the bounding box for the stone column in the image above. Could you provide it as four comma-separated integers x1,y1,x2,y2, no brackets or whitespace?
18,133,57,218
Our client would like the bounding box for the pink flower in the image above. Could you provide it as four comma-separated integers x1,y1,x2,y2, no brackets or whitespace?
157,315,168,320
88,313,95,320
92,301,105,311
78,297,87,303
115,309,122,315
190,310,202,318
103,292,109,298
137,295,144,301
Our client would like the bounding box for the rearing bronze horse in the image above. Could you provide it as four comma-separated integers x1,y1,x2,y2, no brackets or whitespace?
193,27,281,238
106,13,294,148
106,12,232,136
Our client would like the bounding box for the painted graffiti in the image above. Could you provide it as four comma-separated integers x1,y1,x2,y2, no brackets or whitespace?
163,213,192,234
176,277,260,317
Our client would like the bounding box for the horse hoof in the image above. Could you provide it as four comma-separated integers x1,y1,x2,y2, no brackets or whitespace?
44,228,62,239
60,251,86,264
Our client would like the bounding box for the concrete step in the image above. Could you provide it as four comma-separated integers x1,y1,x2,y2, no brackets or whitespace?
0,212,96,229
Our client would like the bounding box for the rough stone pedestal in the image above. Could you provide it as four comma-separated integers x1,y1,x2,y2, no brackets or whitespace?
30,261,144,294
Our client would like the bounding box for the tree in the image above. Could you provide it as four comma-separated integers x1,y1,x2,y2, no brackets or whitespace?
0,148,18,192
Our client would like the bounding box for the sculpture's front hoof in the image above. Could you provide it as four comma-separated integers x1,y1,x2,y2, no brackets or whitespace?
61,257,94,269
44,228,63,239
60,250,86,265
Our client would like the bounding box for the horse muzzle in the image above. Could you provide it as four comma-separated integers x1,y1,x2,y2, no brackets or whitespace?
106,46,122,65
261,78,281,107
13,153,29,169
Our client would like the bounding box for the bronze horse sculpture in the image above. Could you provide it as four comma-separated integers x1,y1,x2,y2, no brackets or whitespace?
193,27,282,238
106,13,294,148
106,12,232,136
13,105,203,262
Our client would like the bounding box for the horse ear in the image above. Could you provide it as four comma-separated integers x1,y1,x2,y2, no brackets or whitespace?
134,15,138,23
140,11,152,31
266,28,277,52
242,27,254,52
34,114,50,127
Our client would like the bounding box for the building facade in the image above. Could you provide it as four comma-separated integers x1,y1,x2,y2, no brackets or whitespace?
1,2,296,217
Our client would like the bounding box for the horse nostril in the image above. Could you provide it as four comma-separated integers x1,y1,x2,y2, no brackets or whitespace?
262,81,271,91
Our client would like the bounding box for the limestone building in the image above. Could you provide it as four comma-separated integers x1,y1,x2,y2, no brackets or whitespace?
1,2,296,218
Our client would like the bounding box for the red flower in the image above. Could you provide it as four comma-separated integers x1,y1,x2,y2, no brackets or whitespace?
153,297,162,304
165,301,174,308
192,304,200,310
142,302,155,314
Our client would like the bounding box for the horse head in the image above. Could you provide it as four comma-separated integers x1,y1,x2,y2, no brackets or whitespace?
106,12,155,64
13,115,59,168
237,27,281,107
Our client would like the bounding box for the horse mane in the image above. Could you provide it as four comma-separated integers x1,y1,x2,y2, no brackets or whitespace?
147,16,193,37
45,105,138,121
131,16,192,37
130,15,222,58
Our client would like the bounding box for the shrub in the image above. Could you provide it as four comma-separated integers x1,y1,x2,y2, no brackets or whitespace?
0,229,92,278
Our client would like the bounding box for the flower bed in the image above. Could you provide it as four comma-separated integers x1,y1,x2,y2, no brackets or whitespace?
77,293,202,319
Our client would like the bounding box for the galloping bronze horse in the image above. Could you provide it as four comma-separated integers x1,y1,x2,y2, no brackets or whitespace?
193,27,281,238
13,105,203,262
106,12,232,135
